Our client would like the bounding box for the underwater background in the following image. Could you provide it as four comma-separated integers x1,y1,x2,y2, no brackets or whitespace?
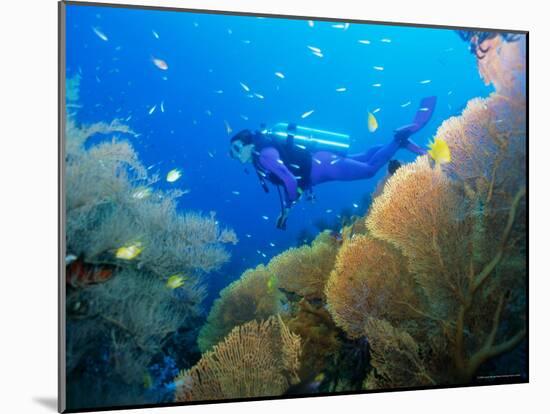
64,3,527,411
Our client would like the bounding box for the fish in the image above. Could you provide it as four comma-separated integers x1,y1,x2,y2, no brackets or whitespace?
373,66,384,71
307,45,322,53
269,242,276,247
358,39,371,44
245,234,252,238
208,151,215,158
448,90,453,95
214,90,224,94
232,191,240,196
330,158,341,165
148,105,157,115
325,209,333,213
166,274,188,289
275,71,285,79
267,274,277,292
332,24,346,29
152,30,159,39
312,51,324,58
166,168,182,183
242,40,251,44
132,187,152,200
381,38,392,43
313,158,322,165
301,110,314,119
240,82,251,92
205,110,212,116
92,27,109,41
353,203,359,208
152,57,168,70
227,28,233,35
253,93,264,99
224,120,233,135
65,254,78,265
428,136,451,165
295,144,307,150
115,242,143,260
262,215,269,220
419,79,432,84
372,108,381,114
308,20,314,27
261,253,267,258
419,107,430,112
335,87,347,92
372,83,382,87
143,373,153,389
160,101,165,113
240,114,249,120
401,101,411,108
67,258,113,288
289,163,301,169
367,112,378,132
125,115,132,121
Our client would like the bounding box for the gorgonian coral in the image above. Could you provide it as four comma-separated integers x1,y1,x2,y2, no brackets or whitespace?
325,234,417,339
268,230,339,301
197,265,285,352
175,315,301,402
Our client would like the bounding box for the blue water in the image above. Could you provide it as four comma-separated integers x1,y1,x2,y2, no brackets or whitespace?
65,4,493,301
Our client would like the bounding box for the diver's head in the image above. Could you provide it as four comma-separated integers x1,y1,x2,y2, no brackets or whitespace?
230,129,255,164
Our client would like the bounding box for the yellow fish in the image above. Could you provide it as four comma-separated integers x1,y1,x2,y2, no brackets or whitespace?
166,168,182,183
143,373,153,389
267,274,278,292
166,274,187,289
314,372,325,383
428,136,451,165
367,111,378,132
115,242,143,260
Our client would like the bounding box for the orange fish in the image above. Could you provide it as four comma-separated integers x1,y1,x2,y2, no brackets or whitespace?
67,259,114,288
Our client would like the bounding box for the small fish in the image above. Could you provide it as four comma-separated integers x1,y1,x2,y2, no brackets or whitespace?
125,115,132,121
65,254,78,265
367,112,378,132
296,144,307,150
275,71,285,79
372,108,381,114
240,114,249,120
214,90,224,94
269,242,276,247
335,87,347,92
358,39,371,44
152,30,159,39
373,66,384,71
245,234,252,238
232,191,240,196
240,82,251,92
401,101,411,108
313,158,322,165
227,28,233,35
448,90,453,95
180,189,191,196
148,105,157,115
132,187,152,200
152,57,168,70
253,93,264,99
419,107,430,112
289,163,301,169
308,20,314,27
325,209,333,213
92,27,109,41
372,83,382,87
381,38,392,43
160,101,165,113
242,39,251,44
353,203,359,208
419,79,432,84
428,137,451,165
207,151,215,158
205,110,212,116
261,253,267,258
166,274,187,289
224,120,233,135
193,22,199,27
166,168,182,183
330,158,341,165
115,242,143,260
276,159,284,165
301,110,314,119
262,215,269,220
332,24,346,29
312,51,324,58
267,274,277,292
143,373,153,389
307,45,321,53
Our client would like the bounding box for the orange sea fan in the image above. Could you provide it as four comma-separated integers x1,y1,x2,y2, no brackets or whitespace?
175,315,301,402
324,234,416,339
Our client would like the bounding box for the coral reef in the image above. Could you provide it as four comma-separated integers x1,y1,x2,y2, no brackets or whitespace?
269,231,339,301
197,264,285,352
175,316,301,402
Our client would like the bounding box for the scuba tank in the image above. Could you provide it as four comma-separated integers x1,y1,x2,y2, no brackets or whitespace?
261,122,350,154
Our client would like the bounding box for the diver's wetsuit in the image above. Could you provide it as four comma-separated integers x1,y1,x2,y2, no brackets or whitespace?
257,96,437,208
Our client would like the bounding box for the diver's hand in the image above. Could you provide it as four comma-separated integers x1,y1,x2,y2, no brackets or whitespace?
276,207,290,230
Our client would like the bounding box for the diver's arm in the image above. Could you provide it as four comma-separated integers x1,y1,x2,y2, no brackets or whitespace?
258,147,299,206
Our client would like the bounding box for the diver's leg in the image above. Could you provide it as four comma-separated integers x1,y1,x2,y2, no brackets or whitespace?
311,141,400,185
348,145,383,162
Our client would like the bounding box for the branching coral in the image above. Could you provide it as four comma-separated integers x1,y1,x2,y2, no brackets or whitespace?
175,316,301,402
197,265,285,352
325,234,418,339
268,230,339,301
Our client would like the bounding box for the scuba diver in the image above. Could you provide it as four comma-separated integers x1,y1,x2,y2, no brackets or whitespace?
229,96,437,230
